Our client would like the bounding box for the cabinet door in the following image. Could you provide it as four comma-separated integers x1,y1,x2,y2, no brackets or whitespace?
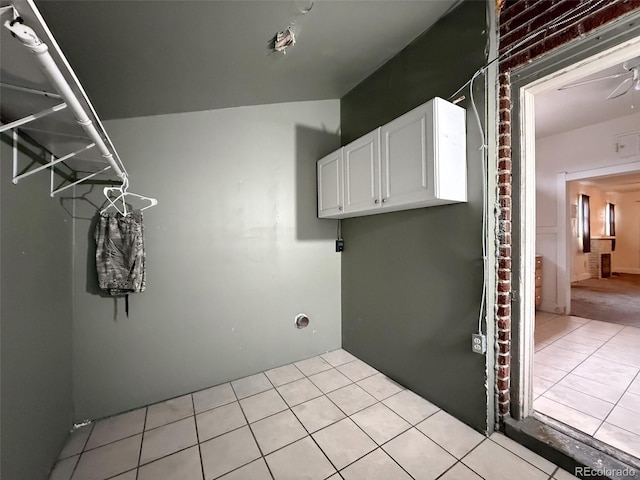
317,149,343,218
380,104,433,209
344,129,380,215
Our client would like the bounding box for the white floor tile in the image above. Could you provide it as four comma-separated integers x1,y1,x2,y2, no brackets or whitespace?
541,384,613,420
250,410,307,455
357,373,403,401
416,411,484,459
438,462,483,480
533,376,555,396
137,445,203,480
239,388,288,423
594,422,640,459
292,395,346,433
553,467,580,479
617,391,640,414
326,384,377,416
218,458,272,480
49,455,79,480
533,363,568,383
277,378,323,407
309,368,352,393
59,424,93,459
560,333,606,348
85,409,146,450
313,418,376,469
200,426,261,479
462,438,548,480
72,434,142,480
337,359,378,382
629,376,640,396
196,401,246,442
489,432,556,474
265,364,304,387
294,356,333,376
140,416,197,465
321,349,357,367
382,390,439,425
548,338,599,355
192,383,236,414
351,403,411,445
340,448,412,480
554,374,625,404
107,471,137,480
606,405,640,436
231,373,273,399
265,436,336,480
383,428,456,480
146,395,193,430
571,356,638,390
534,397,601,435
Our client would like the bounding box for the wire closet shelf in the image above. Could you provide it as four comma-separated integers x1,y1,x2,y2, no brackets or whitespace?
0,0,156,214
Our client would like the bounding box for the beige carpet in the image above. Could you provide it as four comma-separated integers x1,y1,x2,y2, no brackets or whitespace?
571,273,640,327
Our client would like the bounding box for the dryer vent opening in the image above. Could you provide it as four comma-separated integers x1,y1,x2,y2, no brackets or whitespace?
294,314,309,329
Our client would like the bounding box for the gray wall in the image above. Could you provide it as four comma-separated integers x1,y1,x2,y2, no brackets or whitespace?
1,133,74,479
72,100,342,421
340,0,489,432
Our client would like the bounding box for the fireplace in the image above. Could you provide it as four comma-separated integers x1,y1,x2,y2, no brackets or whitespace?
601,253,611,278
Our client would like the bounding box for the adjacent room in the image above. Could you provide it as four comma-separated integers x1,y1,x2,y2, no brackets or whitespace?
533,49,640,460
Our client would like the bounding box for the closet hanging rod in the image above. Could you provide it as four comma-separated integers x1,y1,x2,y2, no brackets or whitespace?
4,10,126,180
51,166,111,197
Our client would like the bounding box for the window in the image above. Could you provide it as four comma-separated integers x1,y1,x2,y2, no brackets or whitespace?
578,194,590,253
606,202,615,251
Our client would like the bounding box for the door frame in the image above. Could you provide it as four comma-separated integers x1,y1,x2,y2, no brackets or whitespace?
509,22,640,420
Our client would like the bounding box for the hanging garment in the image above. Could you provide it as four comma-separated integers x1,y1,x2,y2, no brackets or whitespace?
95,211,146,297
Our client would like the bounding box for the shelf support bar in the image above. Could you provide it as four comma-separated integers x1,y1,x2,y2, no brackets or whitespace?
50,166,111,197
0,102,67,133
13,142,95,184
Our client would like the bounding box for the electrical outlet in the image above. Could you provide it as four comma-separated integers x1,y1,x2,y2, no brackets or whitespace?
336,239,344,252
472,333,486,354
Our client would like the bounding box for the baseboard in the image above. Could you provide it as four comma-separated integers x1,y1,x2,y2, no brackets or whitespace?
613,268,640,274
571,273,592,282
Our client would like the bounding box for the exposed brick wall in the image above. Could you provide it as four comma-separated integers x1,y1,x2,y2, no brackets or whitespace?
496,0,640,420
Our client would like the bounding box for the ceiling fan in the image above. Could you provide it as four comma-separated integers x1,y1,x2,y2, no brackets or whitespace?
559,57,640,99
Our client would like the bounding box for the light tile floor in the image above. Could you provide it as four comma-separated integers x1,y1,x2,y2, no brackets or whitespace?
50,349,581,480
534,312,640,460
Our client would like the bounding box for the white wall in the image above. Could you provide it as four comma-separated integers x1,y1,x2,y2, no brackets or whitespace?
536,111,640,312
72,100,342,421
567,181,616,281
611,190,640,273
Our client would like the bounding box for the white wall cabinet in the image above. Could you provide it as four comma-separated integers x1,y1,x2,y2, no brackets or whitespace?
317,97,466,219
317,149,343,218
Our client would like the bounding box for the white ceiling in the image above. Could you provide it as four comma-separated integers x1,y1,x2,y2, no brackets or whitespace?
581,172,640,194
535,57,640,139
27,0,460,120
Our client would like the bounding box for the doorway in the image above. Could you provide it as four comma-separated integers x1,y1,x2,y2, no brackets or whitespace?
518,37,640,460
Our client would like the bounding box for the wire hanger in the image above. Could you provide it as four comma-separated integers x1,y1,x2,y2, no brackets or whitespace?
100,176,157,217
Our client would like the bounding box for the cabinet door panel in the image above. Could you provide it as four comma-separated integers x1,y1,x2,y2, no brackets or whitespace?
381,105,433,208
344,130,380,215
317,150,343,218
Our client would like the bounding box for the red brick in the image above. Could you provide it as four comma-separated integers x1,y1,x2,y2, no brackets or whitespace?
499,197,512,209
498,401,510,415
499,148,511,159
498,378,510,391
498,330,511,342
498,354,510,366
499,134,512,148
500,98,511,110
498,269,511,281
499,258,512,270
498,317,511,330
499,122,511,135
498,341,510,354
498,281,511,293
500,221,512,234
500,109,511,123
499,184,512,196
498,159,512,172
498,305,511,317
501,208,512,222
499,245,512,258
498,173,511,185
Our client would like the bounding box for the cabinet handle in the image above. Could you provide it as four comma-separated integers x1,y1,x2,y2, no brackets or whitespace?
338,206,343,211
382,198,387,203
374,199,379,204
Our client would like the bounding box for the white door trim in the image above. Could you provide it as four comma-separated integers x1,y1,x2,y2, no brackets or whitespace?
518,37,640,419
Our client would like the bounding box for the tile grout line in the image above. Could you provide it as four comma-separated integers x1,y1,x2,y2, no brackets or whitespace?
134,407,148,479
65,422,95,480
190,393,207,480
594,369,640,441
